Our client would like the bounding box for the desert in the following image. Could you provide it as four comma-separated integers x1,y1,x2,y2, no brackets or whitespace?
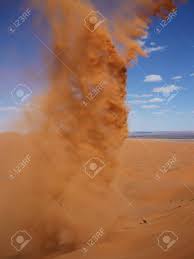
1,0,194,258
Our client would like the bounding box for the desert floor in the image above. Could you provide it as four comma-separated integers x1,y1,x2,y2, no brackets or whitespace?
50,138,194,259
1,137,194,259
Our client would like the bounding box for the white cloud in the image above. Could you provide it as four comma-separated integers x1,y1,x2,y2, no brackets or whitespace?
190,73,194,77
138,40,166,55
141,105,160,109
144,74,163,83
153,85,181,96
140,94,153,98
145,45,167,54
137,39,146,47
129,100,146,104
142,34,148,40
127,94,153,98
129,97,163,105
148,98,164,103
137,34,149,47
150,42,156,46
172,76,182,80
137,34,148,47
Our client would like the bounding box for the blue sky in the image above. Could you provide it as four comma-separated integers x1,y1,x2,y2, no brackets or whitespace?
0,0,194,132
127,1,194,131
